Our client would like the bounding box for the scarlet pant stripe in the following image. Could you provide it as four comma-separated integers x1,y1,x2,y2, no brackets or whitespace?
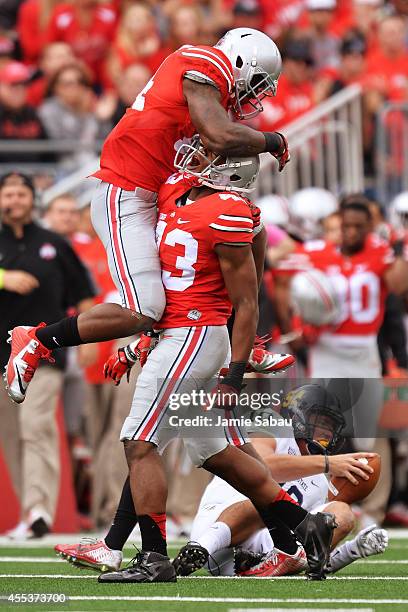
136,327,207,442
225,411,246,447
107,185,139,311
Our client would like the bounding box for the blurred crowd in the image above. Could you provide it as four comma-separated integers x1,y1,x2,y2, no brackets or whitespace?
0,0,408,177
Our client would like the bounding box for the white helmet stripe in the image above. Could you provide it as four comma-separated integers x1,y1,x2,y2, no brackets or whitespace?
305,271,334,312
181,51,233,92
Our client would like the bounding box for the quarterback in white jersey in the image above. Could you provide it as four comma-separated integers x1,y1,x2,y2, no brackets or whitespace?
181,385,388,577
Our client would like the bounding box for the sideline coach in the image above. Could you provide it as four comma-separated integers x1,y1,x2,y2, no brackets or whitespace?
0,172,95,537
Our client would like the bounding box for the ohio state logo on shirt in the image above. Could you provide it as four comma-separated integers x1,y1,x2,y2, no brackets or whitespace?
39,243,57,260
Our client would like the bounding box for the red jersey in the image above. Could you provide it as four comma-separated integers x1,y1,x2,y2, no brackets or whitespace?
156,174,253,328
366,50,408,102
278,236,394,337
46,3,117,85
93,45,233,192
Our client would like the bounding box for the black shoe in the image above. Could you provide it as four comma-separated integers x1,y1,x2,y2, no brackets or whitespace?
234,547,265,574
294,512,337,580
172,542,209,576
29,518,50,539
98,551,176,583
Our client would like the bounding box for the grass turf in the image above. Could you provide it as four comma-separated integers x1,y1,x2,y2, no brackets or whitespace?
0,540,407,611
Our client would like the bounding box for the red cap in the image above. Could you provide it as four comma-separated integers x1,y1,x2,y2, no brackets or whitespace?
0,61,30,85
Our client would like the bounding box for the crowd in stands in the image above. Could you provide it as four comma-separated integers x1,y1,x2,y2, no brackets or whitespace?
0,0,407,177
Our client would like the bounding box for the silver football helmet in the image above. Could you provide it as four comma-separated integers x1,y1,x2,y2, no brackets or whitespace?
288,188,338,241
290,269,340,326
215,28,282,120
256,194,290,227
390,192,408,229
174,136,260,193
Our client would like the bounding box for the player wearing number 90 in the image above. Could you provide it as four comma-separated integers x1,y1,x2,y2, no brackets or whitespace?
183,384,388,578
5,27,290,405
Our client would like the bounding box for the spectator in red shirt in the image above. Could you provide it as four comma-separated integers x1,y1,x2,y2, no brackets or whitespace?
17,0,59,64
366,15,408,103
106,3,168,88
348,0,381,53
256,38,315,131
27,42,76,107
327,31,368,95
166,4,207,50
46,0,117,88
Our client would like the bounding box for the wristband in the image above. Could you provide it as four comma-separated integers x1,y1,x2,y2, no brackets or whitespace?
124,342,138,363
222,361,247,392
0,268,4,290
324,454,330,474
263,132,283,154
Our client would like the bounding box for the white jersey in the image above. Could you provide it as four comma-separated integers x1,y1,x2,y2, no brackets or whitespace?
195,436,328,516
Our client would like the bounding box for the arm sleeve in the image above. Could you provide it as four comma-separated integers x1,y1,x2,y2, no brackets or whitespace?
208,197,254,248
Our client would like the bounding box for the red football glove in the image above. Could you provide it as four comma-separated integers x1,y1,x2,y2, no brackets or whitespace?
135,331,160,367
103,347,135,386
204,361,246,410
273,132,290,172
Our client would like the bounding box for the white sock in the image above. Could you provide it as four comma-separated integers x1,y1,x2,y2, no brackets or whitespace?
329,535,362,573
196,522,231,556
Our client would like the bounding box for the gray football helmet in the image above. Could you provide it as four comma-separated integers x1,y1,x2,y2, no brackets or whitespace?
390,192,408,229
215,27,282,119
290,268,340,326
174,135,260,193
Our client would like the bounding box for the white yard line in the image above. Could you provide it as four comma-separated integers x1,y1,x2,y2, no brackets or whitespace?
1,574,408,581
19,596,408,604
229,609,374,612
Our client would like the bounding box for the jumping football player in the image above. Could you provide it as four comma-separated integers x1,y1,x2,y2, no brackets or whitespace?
180,384,388,577
56,150,335,583
5,28,290,404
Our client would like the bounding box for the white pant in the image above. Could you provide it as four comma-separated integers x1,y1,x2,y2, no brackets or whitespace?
90,180,165,320
120,325,248,466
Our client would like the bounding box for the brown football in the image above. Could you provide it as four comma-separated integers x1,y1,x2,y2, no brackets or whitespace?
328,454,381,504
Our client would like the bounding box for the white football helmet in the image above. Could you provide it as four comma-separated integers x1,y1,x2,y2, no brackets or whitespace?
174,136,260,193
256,194,290,227
288,188,338,241
215,28,282,120
290,269,340,326
390,192,408,230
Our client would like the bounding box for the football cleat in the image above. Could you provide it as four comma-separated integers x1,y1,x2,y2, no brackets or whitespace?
55,539,122,572
355,524,389,557
294,511,337,580
4,323,53,403
236,546,307,577
247,335,295,374
98,551,176,583
172,542,209,576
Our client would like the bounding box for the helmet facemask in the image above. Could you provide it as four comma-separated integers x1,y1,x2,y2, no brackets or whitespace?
174,136,259,193
233,69,278,120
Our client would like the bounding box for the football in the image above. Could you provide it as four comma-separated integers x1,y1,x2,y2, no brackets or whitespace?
328,454,381,504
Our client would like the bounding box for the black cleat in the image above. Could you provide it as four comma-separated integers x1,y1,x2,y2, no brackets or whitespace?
98,551,176,583
234,547,265,574
295,511,337,580
172,542,209,576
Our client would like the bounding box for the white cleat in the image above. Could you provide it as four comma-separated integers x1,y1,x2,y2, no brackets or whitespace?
355,524,389,557
55,539,122,572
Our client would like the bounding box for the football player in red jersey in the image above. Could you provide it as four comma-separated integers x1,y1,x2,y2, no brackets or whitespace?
5,27,291,405
55,149,335,583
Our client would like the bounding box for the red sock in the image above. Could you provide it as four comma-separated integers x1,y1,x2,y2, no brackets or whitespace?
274,488,298,505
149,512,167,540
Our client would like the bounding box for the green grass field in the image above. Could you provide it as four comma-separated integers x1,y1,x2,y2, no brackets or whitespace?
0,537,407,611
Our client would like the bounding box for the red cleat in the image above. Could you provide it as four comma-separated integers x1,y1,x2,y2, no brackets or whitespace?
55,539,122,572
4,323,53,403
237,546,307,577
247,335,295,374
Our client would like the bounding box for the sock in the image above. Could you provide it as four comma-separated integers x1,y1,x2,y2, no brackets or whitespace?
139,513,167,556
267,517,298,555
256,489,308,533
196,521,231,556
104,477,137,551
36,316,82,349
328,536,361,573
